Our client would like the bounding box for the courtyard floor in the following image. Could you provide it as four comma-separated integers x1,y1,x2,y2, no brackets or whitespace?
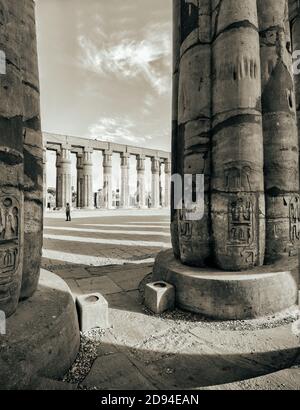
41,209,300,391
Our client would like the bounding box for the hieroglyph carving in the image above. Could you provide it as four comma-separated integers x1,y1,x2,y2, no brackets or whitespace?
0,196,20,293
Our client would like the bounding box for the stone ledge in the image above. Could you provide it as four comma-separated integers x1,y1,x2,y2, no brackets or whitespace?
0,269,80,390
153,250,299,320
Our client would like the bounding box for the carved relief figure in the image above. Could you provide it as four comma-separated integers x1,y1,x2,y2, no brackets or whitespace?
0,197,20,280
290,196,300,243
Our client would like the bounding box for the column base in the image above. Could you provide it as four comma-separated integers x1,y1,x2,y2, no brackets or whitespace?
0,270,80,390
153,250,299,320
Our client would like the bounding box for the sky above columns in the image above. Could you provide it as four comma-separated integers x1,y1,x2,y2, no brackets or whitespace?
36,0,172,191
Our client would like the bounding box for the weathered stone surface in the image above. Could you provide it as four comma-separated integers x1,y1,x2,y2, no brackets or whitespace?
151,157,160,209
56,147,72,208
0,0,24,317
82,149,94,209
136,154,146,208
0,270,80,390
145,281,175,314
21,0,43,299
120,152,130,208
76,293,109,332
103,150,112,209
153,249,298,320
76,153,84,208
259,0,300,263
172,1,212,267
211,0,265,270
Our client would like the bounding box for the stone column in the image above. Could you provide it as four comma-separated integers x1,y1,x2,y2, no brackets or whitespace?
76,153,84,208
290,0,300,137
103,150,113,209
211,0,265,271
159,161,164,207
120,153,130,208
0,0,24,316
151,157,160,208
174,0,212,266
21,0,44,299
164,159,171,208
56,147,72,209
170,0,181,257
43,148,47,208
258,0,299,262
82,149,94,209
136,155,146,208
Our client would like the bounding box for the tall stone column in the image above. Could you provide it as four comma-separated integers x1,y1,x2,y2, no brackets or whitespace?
56,147,72,209
103,150,112,209
170,0,181,257
151,157,160,208
43,148,47,208
211,0,265,271
76,153,84,208
82,149,94,209
120,153,130,208
164,159,171,208
21,0,44,299
258,0,299,262
136,155,146,208
0,0,24,316
290,0,300,138
173,0,212,266
153,0,298,321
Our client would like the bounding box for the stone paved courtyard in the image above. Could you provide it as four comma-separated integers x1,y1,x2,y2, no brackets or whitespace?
41,210,300,391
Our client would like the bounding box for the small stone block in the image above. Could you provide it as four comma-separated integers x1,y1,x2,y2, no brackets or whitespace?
145,281,175,314
76,293,109,332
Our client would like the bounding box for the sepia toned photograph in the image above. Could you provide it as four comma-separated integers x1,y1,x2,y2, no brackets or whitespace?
0,0,299,396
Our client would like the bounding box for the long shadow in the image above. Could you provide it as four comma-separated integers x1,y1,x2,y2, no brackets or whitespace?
77,342,300,390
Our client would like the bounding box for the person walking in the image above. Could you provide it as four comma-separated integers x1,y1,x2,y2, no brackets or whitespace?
66,203,71,222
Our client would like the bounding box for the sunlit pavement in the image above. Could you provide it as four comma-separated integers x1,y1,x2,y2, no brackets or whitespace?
42,209,300,390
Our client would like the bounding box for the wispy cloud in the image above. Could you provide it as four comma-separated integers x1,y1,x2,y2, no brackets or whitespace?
89,117,152,145
78,22,171,95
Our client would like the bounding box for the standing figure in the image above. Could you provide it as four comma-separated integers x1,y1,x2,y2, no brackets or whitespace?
66,203,71,222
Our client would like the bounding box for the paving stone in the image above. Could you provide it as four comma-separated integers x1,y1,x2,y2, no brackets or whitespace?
108,266,152,291
82,353,156,390
203,368,300,390
76,276,122,295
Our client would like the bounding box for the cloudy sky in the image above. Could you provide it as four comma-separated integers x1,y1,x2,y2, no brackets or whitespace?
36,0,172,192
36,0,172,193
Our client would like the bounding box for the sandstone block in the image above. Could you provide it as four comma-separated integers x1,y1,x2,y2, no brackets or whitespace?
76,293,109,332
145,282,175,314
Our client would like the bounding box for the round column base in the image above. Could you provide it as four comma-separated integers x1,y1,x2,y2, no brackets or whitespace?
153,250,299,320
0,270,80,390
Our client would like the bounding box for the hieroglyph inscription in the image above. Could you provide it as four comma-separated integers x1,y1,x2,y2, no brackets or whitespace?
290,195,300,244
0,197,20,286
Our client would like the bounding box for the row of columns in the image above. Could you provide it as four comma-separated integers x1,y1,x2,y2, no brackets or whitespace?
50,149,171,209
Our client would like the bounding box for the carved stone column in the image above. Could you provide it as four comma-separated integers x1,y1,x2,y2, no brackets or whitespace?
0,0,24,316
211,0,265,271
136,155,146,208
151,157,160,209
82,149,94,209
43,148,47,209
21,0,43,299
120,153,130,208
103,150,112,209
173,0,212,266
76,153,84,208
153,0,298,320
258,0,299,262
164,159,171,208
56,147,72,209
